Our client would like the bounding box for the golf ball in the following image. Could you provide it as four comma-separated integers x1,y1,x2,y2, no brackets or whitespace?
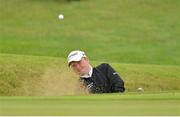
58,14,64,20
137,87,144,92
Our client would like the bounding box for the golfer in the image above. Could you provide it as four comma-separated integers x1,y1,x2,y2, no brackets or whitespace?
67,50,125,93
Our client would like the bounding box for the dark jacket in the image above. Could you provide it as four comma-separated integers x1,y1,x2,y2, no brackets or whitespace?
80,63,125,93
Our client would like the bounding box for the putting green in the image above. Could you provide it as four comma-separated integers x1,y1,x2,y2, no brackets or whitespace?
0,92,179,115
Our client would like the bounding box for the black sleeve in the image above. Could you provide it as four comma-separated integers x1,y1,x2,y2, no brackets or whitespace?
101,63,125,93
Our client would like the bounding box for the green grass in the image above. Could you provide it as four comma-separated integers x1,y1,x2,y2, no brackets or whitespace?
0,92,180,115
0,0,180,65
0,0,180,115
0,53,180,96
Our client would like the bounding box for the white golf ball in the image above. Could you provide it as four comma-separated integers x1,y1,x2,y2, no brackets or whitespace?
137,87,144,92
58,14,64,20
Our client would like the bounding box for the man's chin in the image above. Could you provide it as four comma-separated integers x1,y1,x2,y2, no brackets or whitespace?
77,72,83,76
78,72,86,76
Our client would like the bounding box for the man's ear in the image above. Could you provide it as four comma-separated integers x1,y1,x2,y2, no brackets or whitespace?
84,57,89,61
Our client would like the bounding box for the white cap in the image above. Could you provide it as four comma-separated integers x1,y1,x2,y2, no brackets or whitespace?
67,50,87,66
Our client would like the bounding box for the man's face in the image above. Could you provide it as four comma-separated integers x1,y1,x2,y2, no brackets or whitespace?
70,58,90,76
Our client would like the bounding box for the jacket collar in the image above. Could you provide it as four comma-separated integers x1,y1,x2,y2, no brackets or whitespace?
80,66,93,78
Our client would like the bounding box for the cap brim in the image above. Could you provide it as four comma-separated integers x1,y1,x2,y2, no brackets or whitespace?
68,56,82,66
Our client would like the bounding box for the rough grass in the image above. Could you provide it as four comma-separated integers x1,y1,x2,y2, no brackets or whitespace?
0,0,180,65
0,53,180,96
0,92,180,115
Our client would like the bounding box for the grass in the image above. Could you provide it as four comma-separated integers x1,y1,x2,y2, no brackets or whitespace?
0,0,180,65
0,92,180,115
0,53,180,96
0,0,180,115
